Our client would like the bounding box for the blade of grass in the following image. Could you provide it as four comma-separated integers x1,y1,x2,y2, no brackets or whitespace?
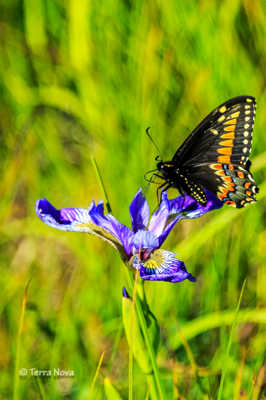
169,308,266,350
217,279,247,400
88,351,105,399
13,278,31,400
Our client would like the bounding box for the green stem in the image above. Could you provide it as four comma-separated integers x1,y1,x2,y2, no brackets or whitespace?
146,373,159,400
126,270,165,400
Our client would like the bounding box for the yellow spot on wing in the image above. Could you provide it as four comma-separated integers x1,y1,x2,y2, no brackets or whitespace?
218,155,230,163
218,147,232,155
231,111,240,118
219,139,233,147
224,119,237,125
219,105,227,113
224,125,235,132
218,115,225,122
246,98,253,102
221,132,235,139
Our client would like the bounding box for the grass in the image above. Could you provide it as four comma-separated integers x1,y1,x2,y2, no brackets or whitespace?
0,0,266,398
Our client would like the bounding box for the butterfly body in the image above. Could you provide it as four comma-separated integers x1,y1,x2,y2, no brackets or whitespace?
155,96,258,208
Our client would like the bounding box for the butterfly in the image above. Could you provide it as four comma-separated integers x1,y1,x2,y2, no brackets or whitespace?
153,96,259,208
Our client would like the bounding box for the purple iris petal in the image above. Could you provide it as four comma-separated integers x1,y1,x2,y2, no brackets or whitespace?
35,199,94,232
168,189,223,219
122,287,130,298
89,207,133,256
129,189,149,232
132,250,195,283
149,191,170,237
131,230,159,255
157,214,183,247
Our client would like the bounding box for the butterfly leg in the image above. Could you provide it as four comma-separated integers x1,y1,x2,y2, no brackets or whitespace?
157,182,173,204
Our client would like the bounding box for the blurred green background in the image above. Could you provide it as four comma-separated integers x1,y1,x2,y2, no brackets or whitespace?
1,0,266,398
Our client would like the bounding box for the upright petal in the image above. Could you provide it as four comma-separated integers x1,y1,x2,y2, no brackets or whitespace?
129,189,149,232
149,191,170,237
130,230,159,256
131,249,195,283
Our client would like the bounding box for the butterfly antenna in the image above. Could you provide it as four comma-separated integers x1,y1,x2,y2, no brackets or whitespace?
145,127,161,158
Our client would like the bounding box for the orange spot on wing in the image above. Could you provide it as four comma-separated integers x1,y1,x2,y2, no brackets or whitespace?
244,182,251,188
223,176,233,184
216,170,226,176
224,119,237,125
246,190,252,196
218,156,230,163
228,164,234,170
224,125,236,132
219,139,233,147
246,197,253,202
218,186,229,196
218,147,232,155
217,193,226,200
225,200,235,206
221,132,235,139
237,171,245,178
210,163,223,170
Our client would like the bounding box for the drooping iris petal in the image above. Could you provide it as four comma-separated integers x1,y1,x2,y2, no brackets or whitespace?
129,189,149,232
131,249,195,283
35,198,130,261
36,199,94,232
130,230,159,255
168,189,223,219
149,191,170,237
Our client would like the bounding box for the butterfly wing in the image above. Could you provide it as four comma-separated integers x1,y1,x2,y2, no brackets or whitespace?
173,96,256,168
185,162,258,208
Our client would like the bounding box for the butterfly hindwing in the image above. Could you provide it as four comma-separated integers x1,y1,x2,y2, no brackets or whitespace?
185,162,258,208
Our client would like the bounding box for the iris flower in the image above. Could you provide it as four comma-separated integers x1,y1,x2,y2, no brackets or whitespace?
35,189,223,283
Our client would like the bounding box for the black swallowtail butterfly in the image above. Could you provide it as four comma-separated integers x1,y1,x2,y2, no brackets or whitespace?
153,96,259,208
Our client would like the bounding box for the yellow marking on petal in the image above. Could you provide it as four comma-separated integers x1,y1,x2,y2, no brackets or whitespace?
145,260,159,269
